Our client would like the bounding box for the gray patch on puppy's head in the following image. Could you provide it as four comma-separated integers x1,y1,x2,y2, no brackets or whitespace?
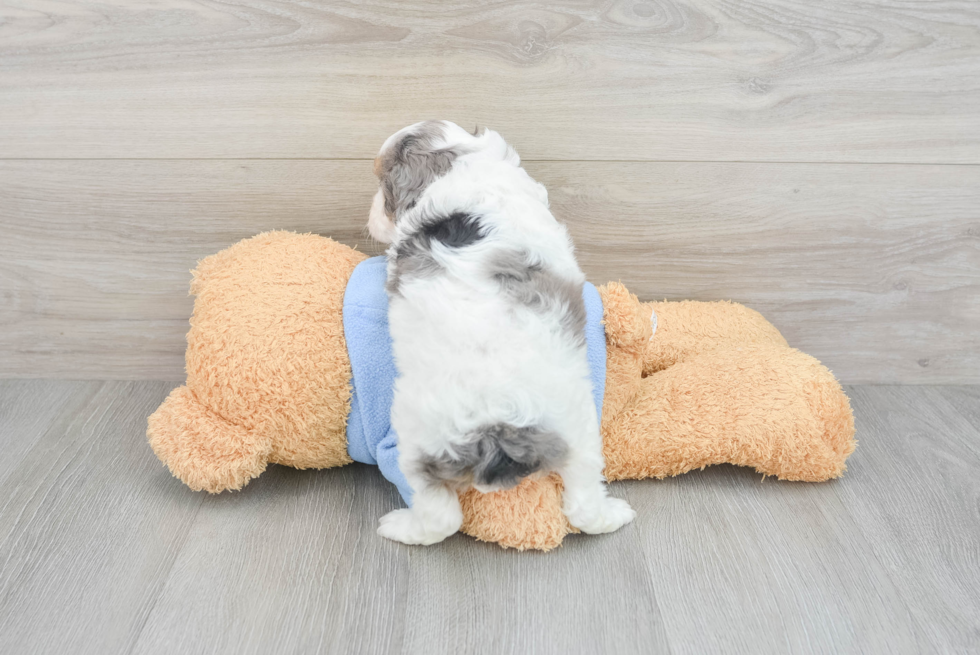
374,121,461,220
490,250,587,343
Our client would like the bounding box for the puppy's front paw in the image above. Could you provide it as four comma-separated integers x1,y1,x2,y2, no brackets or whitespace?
377,508,458,546
565,497,636,535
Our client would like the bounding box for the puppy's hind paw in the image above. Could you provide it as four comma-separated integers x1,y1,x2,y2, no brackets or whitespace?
377,508,458,546
565,497,636,535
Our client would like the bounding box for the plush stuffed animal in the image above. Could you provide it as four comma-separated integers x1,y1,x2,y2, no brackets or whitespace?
148,231,856,551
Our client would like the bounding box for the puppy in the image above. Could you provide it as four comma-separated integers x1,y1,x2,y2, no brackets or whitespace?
369,121,635,545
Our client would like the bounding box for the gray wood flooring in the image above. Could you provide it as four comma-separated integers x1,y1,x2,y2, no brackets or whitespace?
0,381,977,654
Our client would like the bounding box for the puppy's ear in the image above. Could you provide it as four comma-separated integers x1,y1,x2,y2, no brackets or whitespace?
375,121,460,220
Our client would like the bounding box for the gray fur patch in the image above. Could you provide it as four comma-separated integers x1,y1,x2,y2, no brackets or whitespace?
376,121,461,220
386,212,485,295
385,239,441,296
420,211,485,249
489,250,587,343
419,423,568,490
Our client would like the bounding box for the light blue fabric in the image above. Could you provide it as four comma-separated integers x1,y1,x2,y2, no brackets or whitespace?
342,256,607,506
581,281,606,424
341,257,412,504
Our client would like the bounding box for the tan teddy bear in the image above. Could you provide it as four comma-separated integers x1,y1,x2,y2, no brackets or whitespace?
148,231,855,550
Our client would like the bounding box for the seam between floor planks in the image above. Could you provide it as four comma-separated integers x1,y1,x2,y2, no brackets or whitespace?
123,498,206,655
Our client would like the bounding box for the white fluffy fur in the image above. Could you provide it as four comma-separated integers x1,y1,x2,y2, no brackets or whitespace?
371,121,635,545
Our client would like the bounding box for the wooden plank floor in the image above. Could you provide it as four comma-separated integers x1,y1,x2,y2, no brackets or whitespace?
0,381,977,654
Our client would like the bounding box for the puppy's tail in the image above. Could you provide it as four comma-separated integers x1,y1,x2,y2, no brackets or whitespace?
469,423,568,490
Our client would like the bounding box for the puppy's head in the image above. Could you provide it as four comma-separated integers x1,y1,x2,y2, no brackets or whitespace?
368,120,520,243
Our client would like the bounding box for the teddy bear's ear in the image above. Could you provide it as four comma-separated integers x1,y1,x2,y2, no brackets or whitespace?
598,282,651,352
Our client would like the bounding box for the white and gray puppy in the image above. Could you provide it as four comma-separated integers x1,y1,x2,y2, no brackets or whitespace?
368,120,635,545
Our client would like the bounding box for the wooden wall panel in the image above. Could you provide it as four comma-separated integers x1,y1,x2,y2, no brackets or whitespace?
0,0,977,161
1,160,976,382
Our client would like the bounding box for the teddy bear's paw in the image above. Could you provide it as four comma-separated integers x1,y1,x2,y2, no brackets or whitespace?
377,508,460,546
564,497,637,535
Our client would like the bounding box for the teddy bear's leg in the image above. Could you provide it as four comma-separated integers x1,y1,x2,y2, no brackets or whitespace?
642,300,788,375
147,385,274,493
602,345,856,483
